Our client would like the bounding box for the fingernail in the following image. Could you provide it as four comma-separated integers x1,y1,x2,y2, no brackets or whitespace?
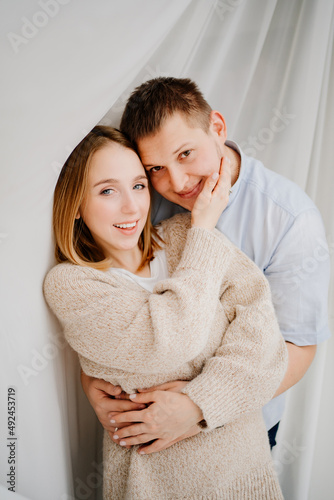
129,394,136,399
113,435,119,440
211,172,219,180
139,451,145,455
110,419,116,423
120,441,127,446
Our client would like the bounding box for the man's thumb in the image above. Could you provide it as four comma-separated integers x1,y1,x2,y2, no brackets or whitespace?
100,380,122,397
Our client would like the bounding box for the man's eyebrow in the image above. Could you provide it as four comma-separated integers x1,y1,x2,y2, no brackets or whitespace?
172,143,191,155
142,143,192,168
93,175,147,188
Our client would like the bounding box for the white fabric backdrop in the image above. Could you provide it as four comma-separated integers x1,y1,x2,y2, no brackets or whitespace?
1,1,333,499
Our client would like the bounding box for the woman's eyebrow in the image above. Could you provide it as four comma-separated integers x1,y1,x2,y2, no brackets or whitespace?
93,175,147,188
93,178,119,188
134,175,148,181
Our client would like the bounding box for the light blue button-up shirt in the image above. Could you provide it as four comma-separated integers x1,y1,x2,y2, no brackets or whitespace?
151,140,331,430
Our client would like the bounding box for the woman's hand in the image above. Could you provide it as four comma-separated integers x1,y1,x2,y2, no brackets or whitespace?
109,390,203,455
191,156,231,230
138,424,201,454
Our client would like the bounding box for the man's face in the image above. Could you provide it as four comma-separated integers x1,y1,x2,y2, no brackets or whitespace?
137,112,227,211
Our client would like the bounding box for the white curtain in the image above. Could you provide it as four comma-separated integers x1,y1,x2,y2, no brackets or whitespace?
1,1,333,499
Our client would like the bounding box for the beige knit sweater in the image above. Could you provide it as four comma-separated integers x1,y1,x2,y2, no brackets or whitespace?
44,213,287,499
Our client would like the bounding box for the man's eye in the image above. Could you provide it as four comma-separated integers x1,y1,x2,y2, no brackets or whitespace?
180,150,191,159
150,166,164,173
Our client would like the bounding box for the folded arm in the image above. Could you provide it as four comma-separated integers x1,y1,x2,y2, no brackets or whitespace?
44,226,232,375
180,246,288,430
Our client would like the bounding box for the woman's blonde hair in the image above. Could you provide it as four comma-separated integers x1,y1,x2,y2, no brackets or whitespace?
53,125,163,271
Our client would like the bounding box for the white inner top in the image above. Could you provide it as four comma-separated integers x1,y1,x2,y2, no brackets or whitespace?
110,248,169,293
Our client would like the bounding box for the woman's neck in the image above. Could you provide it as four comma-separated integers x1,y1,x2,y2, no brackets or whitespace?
109,247,150,276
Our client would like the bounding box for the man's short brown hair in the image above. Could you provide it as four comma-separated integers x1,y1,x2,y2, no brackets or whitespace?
120,77,212,144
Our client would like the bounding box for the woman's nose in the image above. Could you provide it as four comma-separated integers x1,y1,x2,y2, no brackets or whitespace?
121,191,138,213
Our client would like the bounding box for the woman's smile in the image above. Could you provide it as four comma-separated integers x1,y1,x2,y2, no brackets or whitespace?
113,220,139,234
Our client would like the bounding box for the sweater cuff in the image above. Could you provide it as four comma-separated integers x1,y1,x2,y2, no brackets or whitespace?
178,227,231,275
181,374,249,432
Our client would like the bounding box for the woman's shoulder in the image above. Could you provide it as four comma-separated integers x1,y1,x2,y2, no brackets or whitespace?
44,261,116,298
44,262,129,317
45,261,90,284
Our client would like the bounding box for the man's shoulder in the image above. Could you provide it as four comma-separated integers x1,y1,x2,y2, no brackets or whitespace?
241,152,316,219
219,143,327,267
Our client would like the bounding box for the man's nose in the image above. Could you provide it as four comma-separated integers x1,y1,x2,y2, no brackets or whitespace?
168,167,187,193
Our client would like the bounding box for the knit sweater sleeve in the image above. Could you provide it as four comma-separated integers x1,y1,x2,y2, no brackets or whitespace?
44,226,232,374
181,245,288,430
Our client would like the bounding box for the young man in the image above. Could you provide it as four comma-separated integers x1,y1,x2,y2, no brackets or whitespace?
81,77,331,454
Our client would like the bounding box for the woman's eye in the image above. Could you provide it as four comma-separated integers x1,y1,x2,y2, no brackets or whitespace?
180,150,191,159
101,188,114,195
133,183,146,190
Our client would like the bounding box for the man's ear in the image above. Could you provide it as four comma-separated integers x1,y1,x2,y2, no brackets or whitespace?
209,110,227,142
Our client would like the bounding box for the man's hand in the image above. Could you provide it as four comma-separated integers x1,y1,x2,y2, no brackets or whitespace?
109,389,203,455
80,371,146,438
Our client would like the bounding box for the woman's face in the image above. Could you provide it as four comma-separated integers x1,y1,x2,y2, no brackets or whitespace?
79,142,151,259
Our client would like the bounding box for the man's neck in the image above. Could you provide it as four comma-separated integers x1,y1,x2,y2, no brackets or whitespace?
225,144,241,186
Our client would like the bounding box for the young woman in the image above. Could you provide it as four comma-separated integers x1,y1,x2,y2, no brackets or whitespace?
44,126,287,499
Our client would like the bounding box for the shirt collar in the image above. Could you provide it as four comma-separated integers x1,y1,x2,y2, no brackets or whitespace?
224,139,244,209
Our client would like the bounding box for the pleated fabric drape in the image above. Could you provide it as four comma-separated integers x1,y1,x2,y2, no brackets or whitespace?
1,1,333,499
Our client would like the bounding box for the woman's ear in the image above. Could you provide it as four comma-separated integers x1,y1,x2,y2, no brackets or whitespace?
75,211,81,220
209,110,227,142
